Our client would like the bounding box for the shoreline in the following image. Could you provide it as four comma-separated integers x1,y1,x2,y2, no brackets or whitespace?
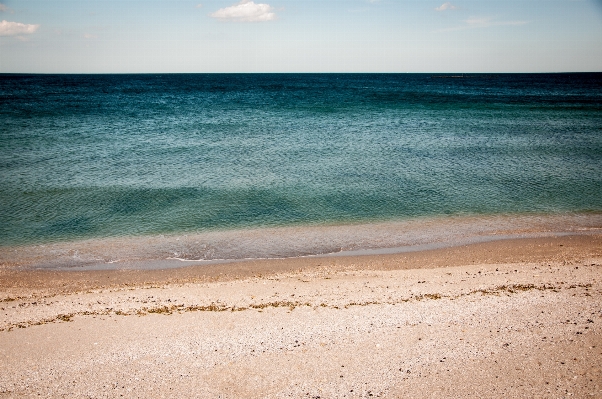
2,212,601,272
1,233,600,296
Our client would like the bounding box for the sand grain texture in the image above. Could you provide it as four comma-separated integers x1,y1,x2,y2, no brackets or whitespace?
0,235,601,398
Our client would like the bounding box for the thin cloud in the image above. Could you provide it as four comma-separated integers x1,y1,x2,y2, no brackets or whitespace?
435,2,457,11
196,4,203,8
465,17,527,28
0,20,40,36
83,33,98,39
0,3,14,14
210,0,276,22
436,17,528,32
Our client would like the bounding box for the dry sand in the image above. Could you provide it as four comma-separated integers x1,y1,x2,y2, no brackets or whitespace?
1,234,601,398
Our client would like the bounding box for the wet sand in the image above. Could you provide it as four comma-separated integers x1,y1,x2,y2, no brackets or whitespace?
1,234,601,398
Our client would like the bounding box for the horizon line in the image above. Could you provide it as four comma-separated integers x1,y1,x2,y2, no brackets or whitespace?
1,71,601,75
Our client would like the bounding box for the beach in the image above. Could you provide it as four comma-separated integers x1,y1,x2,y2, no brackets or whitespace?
1,234,601,398
1,73,601,397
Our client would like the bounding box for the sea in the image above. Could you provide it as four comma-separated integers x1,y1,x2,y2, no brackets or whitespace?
1,73,601,269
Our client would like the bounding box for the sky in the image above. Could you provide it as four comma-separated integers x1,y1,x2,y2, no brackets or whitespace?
1,0,601,73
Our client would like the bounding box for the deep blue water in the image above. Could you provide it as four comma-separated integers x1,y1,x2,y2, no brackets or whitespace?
1,73,601,246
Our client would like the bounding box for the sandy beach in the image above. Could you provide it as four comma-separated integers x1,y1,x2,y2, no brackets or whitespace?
1,234,601,398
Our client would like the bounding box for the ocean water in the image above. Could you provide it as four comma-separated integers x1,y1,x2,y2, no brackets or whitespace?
1,73,601,267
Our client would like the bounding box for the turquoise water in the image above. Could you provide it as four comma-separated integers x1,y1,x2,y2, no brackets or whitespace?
1,73,601,255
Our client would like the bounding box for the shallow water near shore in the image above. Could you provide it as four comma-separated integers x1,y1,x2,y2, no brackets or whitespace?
1,212,600,270
1,74,601,268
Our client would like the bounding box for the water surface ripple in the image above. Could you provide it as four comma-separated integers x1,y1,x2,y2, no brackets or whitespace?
1,74,601,257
